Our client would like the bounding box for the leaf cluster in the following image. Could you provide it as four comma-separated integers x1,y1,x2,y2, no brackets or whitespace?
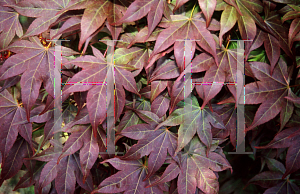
0,0,300,193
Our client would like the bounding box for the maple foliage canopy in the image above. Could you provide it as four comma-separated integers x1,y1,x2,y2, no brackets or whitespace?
0,0,300,193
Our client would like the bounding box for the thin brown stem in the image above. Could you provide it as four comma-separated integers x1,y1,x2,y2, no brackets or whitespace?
61,30,80,40
32,124,45,132
289,84,300,88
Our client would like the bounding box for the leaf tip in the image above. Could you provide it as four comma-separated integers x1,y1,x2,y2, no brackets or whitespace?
282,173,288,180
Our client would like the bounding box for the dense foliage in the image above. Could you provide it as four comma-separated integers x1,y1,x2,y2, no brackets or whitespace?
0,0,300,193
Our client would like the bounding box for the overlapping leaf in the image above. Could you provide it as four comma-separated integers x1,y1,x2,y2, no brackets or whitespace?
244,58,294,131
78,0,130,49
151,91,170,118
149,13,219,67
264,7,294,58
0,0,300,193
177,44,249,109
117,99,151,132
218,0,264,54
256,127,300,179
198,0,217,27
247,158,300,193
0,37,78,120
24,144,95,194
62,46,140,135
155,96,225,153
8,0,88,39
119,123,177,180
282,4,300,22
147,137,232,194
115,0,171,40
0,88,33,161
247,29,281,75
0,0,22,49
57,124,105,182
0,138,33,186
91,158,166,194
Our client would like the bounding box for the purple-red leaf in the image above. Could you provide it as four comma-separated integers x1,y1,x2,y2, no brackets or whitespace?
0,139,32,186
283,140,300,178
120,124,177,180
55,155,77,194
93,158,164,193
